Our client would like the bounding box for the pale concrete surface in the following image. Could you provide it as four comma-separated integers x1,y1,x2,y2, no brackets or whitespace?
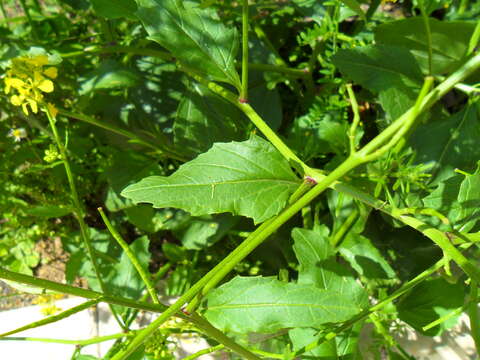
0,297,215,359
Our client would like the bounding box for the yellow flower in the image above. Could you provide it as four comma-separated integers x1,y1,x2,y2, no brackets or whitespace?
3,55,58,115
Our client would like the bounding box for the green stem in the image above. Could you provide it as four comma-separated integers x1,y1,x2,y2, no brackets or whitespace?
248,63,308,78
44,108,126,330
346,84,361,155
468,280,480,353
422,306,464,332
330,208,358,247
111,53,480,359
98,208,160,305
459,0,469,14
1,332,131,345
419,1,433,76
0,267,167,313
291,249,470,356
189,313,261,360
241,0,249,101
0,298,102,338
182,344,225,360
58,109,187,161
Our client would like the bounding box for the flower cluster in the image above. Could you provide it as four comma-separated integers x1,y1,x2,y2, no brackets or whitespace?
4,55,58,115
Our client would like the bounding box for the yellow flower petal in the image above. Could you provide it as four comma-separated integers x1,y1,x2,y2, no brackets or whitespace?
37,79,54,93
47,103,58,118
10,94,23,106
27,98,38,114
22,103,29,115
43,67,58,79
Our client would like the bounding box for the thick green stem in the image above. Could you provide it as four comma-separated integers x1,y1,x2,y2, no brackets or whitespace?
240,0,249,101
346,84,361,155
98,208,160,305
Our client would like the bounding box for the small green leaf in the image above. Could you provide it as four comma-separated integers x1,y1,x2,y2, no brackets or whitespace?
122,136,300,223
339,234,397,280
174,83,247,157
422,164,480,232
410,103,480,183
203,276,363,333
292,228,368,307
397,278,465,336
79,60,140,95
135,0,241,88
178,214,239,250
339,0,366,21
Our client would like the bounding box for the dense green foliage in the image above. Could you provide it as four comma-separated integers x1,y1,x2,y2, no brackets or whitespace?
1,0,480,359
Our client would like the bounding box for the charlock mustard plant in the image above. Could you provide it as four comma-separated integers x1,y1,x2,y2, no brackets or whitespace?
4,55,58,115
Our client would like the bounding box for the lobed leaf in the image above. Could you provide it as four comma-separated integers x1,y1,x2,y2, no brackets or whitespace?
135,0,241,88
121,136,300,223
203,276,363,333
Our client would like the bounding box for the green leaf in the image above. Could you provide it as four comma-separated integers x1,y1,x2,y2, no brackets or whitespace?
292,0,326,25
89,0,137,18
135,0,241,88
339,0,366,21
333,45,423,93
79,60,140,95
177,214,239,250
422,164,480,232
375,17,476,75
104,151,163,212
203,276,363,333
410,103,480,183
292,228,368,307
333,45,423,119
121,136,300,223
90,236,151,308
397,278,465,336
339,234,397,280
174,83,247,157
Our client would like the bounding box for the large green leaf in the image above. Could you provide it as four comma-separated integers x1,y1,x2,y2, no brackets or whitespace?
410,103,480,183
203,276,363,333
174,83,247,157
292,227,368,307
398,278,465,336
375,17,476,75
135,0,241,88
121,136,300,223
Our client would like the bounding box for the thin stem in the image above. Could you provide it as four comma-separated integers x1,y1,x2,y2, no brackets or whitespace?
98,208,160,305
422,306,464,332
0,298,102,338
467,20,480,56
330,208,358,247
44,108,126,330
468,280,480,353
240,0,249,101
346,84,361,155
459,0,469,14
58,109,187,161
1,332,131,345
182,344,225,360
419,1,433,75
0,267,168,313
